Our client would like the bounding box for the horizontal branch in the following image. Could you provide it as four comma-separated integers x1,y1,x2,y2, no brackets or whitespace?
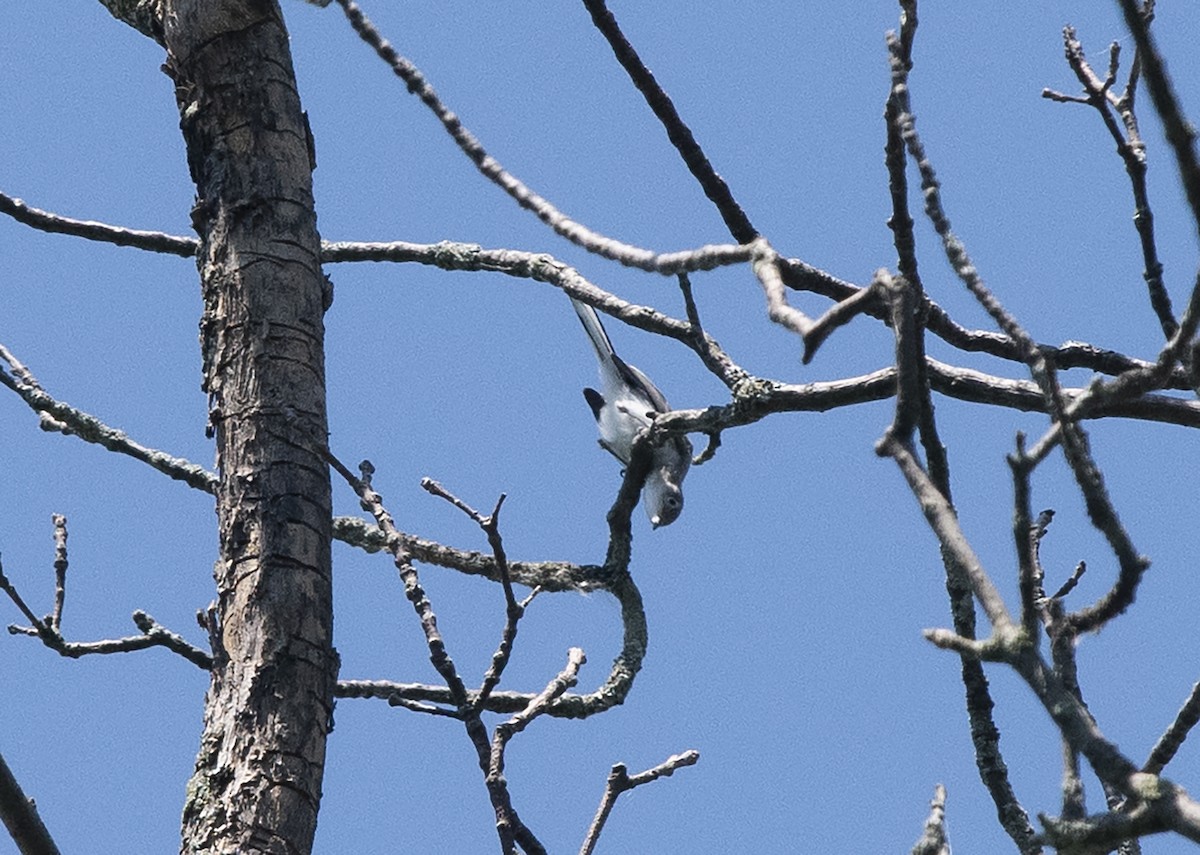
0,192,197,257
8,330,1197,578
337,675,618,720
659,361,1200,445
331,516,608,592
4,185,1188,394
333,535,648,721
775,256,1193,392
926,359,1200,427
5,604,211,668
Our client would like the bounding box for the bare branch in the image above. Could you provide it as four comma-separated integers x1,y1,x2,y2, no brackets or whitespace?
579,749,700,855
881,271,922,442
385,696,461,718
1049,561,1086,602
330,458,471,709
751,239,814,338
492,648,585,752
0,190,196,256
1,546,211,670
0,752,62,855
579,0,757,244
890,39,1048,383
328,455,545,854
1115,0,1200,391
909,784,950,855
888,27,1156,640
922,628,1010,661
2,547,211,667
50,515,67,634
325,239,754,391
885,3,921,294
0,343,218,494
332,0,751,274
1039,802,1161,852
1043,26,1176,340
877,29,1036,844
419,479,530,711
877,433,1019,635
331,515,610,593
4,184,1189,401
801,277,887,365
778,257,1195,391
1009,439,1041,642
4,519,210,670
0,557,50,636
1144,680,1200,776
1116,0,1200,240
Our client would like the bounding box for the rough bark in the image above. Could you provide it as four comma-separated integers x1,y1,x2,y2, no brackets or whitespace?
161,2,336,852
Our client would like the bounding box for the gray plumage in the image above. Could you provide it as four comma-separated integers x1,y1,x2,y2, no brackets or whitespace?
570,297,692,528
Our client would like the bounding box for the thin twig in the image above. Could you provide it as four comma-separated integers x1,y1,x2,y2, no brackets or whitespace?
1,552,212,669
676,271,750,404
1050,561,1086,602
579,750,700,855
0,190,197,256
0,343,218,494
333,0,751,275
0,557,44,639
751,238,814,337
420,479,532,711
50,515,67,632
1144,680,1200,776
1042,26,1176,340
876,433,1017,635
802,278,887,365
329,455,546,854
579,0,757,244
881,270,922,442
386,696,462,718
492,648,585,753
1009,438,1041,642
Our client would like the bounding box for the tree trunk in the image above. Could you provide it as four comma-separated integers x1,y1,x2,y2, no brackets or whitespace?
162,2,336,852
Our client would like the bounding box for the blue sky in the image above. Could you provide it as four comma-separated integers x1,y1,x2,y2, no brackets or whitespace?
3,2,1200,853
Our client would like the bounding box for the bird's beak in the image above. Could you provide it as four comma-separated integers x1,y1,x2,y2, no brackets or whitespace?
651,517,662,529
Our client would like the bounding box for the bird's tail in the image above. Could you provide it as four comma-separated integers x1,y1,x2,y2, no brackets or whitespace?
569,296,616,364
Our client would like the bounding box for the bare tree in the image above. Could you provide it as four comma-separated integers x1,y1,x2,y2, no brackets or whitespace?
2,0,1200,852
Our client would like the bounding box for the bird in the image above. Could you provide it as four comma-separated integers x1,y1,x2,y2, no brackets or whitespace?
570,296,692,528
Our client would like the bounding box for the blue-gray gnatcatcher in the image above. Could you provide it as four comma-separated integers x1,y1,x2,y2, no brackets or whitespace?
570,297,692,528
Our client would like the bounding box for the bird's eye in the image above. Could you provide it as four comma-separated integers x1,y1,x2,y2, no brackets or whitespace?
666,496,680,509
